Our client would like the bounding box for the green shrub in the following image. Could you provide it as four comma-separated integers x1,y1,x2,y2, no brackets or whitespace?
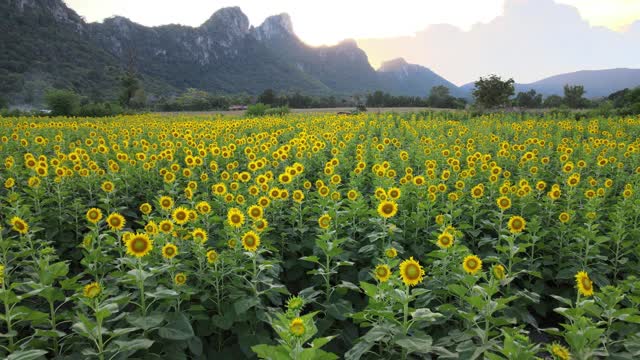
246,103,269,117
45,89,80,116
265,106,290,116
78,102,124,117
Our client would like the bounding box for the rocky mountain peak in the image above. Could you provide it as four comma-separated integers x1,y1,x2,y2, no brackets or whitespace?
200,6,250,38
253,13,294,40
379,58,410,72
10,0,84,30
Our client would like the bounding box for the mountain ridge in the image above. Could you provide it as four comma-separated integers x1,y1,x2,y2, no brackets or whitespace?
2,0,640,105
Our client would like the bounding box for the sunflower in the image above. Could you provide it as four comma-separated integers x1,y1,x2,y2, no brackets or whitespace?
86,208,103,224
437,231,454,249
206,249,219,264
492,264,506,280
387,187,401,200
83,282,101,298
470,185,484,199
292,190,305,203
549,343,571,360
286,296,305,312
196,201,211,214
558,212,571,224
158,220,174,234
252,217,268,232
192,228,208,243
162,243,178,259
258,196,270,208
385,247,397,259
289,318,305,337
227,208,245,228
575,271,594,297
318,214,331,229
241,231,261,252
399,257,425,287
139,203,152,215
10,216,29,235
126,233,153,258
507,216,526,234
101,181,114,193
171,207,190,225
174,272,187,286
374,264,392,282
227,238,237,249
496,196,511,211
159,196,174,211
377,201,398,219
463,255,482,275
106,213,125,231
248,205,264,220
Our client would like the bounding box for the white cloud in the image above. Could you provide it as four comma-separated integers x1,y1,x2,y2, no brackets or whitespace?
357,0,640,85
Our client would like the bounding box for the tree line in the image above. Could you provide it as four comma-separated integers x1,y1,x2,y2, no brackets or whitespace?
2,72,640,117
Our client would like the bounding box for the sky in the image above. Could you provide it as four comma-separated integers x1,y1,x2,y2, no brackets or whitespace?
64,0,640,84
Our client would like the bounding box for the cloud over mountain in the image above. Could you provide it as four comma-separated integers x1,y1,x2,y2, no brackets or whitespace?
357,0,640,85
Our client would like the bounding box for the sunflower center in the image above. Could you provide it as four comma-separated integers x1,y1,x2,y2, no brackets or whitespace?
512,220,522,228
245,236,255,246
133,239,147,251
467,259,477,269
383,204,394,214
582,277,592,290
377,268,388,277
406,264,419,279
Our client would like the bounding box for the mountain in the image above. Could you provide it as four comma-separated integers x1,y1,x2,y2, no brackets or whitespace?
0,0,458,105
461,69,640,98
515,69,640,98
377,58,464,97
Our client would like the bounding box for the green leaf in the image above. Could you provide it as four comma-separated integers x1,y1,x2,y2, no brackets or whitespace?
234,297,260,314
395,334,432,354
188,336,203,356
127,313,165,330
312,335,336,349
41,261,69,285
158,312,194,340
7,350,48,360
344,341,374,360
412,308,444,323
337,281,360,292
114,338,154,352
109,327,138,338
252,344,291,360
300,255,320,264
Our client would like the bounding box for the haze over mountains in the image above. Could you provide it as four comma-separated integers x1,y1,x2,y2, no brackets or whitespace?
1,0,639,104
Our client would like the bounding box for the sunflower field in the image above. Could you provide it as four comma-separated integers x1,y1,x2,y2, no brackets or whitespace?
1,113,639,360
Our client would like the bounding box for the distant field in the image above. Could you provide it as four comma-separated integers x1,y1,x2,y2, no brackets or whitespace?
158,107,443,116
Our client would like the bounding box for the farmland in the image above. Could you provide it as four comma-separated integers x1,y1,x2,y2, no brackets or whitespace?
1,113,639,359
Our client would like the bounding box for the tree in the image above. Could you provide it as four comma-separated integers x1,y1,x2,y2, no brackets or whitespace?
258,89,277,105
427,86,456,108
130,89,147,109
45,89,80,116
472,75,515,108
563,85,586,108
0,96,7,109
119,49,141,108
515,89,543,108
543,95,564,108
